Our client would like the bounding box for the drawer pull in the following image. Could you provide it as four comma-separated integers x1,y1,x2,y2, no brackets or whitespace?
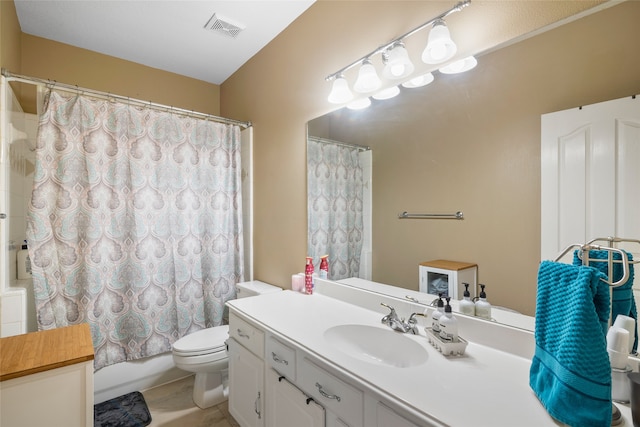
237,329,250,339
315,382,341,402
271,352,289,365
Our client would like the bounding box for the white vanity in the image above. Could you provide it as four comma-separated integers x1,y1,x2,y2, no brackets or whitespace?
226,279,576,427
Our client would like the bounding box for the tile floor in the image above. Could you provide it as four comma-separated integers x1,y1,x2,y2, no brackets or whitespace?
142,375,240,427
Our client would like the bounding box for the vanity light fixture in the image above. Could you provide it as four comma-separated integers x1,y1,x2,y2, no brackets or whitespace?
382,43,415,80
401,72,435,88
327,74,354,104
325,0,471,105
421,19,457,64
439,56,478,74
354,59,382,93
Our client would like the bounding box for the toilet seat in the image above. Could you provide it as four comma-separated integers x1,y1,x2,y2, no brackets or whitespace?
172,325,229,357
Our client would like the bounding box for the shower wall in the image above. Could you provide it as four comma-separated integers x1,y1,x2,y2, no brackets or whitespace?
0,82,38,337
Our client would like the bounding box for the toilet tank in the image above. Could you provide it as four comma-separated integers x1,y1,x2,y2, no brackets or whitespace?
235,281,281,299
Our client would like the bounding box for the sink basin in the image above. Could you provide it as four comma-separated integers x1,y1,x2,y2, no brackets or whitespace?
323,324,428,368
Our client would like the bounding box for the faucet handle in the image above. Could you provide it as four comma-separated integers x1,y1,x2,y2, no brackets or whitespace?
380,302,397,317
407,312,425,335
380,302,396,325
380,302,395,312
408,312,425,325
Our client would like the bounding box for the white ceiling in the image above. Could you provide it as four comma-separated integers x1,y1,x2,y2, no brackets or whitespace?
14,0,316,85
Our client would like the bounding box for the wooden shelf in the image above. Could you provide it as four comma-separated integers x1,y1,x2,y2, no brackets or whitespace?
0,323,94,381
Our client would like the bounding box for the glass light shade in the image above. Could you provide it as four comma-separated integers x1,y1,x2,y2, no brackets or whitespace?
347,97,372,110
439,56,478,74
372,86,400,100
382,45,415,80
354,61,382,93
401,72,435,89
422,20,457,64
327,76,354,104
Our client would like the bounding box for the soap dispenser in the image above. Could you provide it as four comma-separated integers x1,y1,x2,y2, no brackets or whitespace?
431,293,445,333
459,283,475,316
17,239,32,280
475,284,492,320
439,297,458,342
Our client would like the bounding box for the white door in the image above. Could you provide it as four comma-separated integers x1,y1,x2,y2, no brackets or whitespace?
541,95,640,261
265,368,325,427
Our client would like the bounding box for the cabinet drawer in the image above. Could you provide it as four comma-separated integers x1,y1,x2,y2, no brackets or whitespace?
229,313,264,358
300,358,363,427
266,335,297,381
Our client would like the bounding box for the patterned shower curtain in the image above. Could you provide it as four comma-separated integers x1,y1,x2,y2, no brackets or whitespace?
26,89,243,370
307,138,363,279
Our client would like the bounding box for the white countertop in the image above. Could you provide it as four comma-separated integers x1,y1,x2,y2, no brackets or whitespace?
228,290,574,426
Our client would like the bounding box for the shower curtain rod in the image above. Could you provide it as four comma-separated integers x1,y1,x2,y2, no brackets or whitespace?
1,69,252,129
308,136,370,151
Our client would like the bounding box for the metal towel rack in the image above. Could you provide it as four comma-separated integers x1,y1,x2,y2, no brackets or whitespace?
554,236,640,288
398,211,464,220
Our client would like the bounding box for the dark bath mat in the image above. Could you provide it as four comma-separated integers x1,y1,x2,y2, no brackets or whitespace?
94,391,152,427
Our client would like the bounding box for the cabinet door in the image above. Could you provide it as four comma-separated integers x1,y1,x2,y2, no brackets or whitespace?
265,368,324,427
228,338,264,427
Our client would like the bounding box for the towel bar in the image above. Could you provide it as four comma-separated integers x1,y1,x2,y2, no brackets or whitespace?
398,211,464,220
554,242,631,288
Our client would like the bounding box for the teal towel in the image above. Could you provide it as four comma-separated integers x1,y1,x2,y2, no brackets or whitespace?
573,250,637,351
530,261,611,427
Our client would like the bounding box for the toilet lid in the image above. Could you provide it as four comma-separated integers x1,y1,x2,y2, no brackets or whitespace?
172,325,229,354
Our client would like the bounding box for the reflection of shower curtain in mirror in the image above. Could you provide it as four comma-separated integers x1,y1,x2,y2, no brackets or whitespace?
26,89,244,369
307,139,363,280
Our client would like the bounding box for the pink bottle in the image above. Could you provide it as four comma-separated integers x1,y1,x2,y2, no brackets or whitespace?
319,255,329,280
305,256,314,294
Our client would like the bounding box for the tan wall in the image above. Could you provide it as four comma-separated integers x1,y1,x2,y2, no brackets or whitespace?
222,1,640,316
4,30,220,115
0,0,23,82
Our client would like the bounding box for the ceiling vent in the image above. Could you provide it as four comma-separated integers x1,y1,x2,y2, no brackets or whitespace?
204,13,245,39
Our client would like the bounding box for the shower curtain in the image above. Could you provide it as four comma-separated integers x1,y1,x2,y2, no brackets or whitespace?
307,138,363,279
26,89,244,369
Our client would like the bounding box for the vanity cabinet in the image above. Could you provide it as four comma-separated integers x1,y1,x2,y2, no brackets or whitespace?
229,310,425,427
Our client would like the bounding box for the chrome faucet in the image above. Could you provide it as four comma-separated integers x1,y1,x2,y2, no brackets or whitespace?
380,303,423,334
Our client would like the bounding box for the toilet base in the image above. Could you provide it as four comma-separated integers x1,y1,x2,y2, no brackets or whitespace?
193,369,229,409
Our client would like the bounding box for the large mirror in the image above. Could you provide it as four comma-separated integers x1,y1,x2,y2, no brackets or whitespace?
306,2,640,321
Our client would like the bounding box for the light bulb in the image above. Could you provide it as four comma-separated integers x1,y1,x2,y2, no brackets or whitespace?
422,20,457,64
372,86,400,100
354,60,382,93
382,44,414,80
439,56,478,74
327,75,353,104
347,97,372,110
402,72,435,89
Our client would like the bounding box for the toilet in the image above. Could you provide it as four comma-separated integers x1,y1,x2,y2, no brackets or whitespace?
172,280,281,409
